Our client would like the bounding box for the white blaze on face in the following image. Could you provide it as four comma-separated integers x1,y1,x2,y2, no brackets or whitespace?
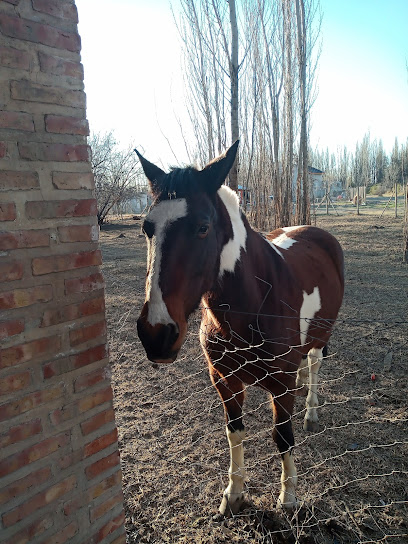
145,199,188,326
218,186,247,277
299,286,321,346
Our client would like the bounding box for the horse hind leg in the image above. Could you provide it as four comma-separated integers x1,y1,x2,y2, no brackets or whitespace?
295,355,308,396
303,347,323,432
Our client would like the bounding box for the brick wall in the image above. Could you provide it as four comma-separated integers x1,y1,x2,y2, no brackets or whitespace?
0,1,126,543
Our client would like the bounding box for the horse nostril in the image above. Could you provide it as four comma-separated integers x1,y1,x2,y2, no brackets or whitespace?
164,322,179,348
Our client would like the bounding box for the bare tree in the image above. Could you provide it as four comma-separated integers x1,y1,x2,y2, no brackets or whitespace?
89,132,143,225
228,0,239,191
176,0,321,227
294,0,310,225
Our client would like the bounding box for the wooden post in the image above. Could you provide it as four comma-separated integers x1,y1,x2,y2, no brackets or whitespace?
357,183,360,215
326,178,329,215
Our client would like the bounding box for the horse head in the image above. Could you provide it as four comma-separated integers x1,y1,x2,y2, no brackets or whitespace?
136,142,239,363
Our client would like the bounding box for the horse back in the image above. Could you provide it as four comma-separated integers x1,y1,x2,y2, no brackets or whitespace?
266,225,344,322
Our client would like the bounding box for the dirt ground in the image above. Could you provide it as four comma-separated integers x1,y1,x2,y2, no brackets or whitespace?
100,209,408,544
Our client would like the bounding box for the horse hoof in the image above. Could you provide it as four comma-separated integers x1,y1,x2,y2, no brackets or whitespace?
276,494,298,512
219,493,245,517
303,419,319,433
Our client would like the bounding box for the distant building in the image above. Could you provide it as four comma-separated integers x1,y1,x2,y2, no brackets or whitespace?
294,166,344,200
293,165,325,199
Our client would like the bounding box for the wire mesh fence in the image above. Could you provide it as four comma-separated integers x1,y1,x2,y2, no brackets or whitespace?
100,214,408,543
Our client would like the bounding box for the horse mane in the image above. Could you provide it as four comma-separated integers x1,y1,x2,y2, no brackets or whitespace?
155,166,201,199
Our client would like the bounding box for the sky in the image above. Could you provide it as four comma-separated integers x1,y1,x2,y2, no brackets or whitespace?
76,0,408,168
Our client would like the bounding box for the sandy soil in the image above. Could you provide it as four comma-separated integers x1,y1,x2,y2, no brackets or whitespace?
100,210,408,543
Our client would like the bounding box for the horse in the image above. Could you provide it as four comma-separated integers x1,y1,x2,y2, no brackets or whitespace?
135,142,344,517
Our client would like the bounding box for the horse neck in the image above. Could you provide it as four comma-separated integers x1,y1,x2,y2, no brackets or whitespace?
205,189,278,316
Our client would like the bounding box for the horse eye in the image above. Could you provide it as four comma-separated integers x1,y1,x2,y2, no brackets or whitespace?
197,224,209,239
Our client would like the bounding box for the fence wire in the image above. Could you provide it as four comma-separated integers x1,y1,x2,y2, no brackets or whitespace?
104,297,407,544
100,221,408,544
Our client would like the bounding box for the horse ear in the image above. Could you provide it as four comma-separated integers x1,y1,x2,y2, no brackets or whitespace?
199,141,239,193
134,149,165,194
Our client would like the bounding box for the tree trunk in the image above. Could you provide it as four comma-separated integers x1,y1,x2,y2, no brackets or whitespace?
229,0,239,192
404,181,408,263
295,0,310,225
281,0,293,228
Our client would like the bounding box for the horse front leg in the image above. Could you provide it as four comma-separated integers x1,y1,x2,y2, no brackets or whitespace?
210,369,246,517
271,383,298,510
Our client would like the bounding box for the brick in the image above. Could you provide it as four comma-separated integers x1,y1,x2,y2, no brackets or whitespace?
43,343,108,379
49,384,111,427
0,335,61,370
0,370,31,396
0,417,41,448
41,296,105,328
0,229,49,250
0,46,30,70
18,142,90,162
0,170,39,190
71,344,109,372
88,470,122,501
11,80,85,108
0,431,68,477
45,114,89,135
48,397,76,426
39,51,83,78
62,494,83,517
74,366,109,393
0,202,16,221
80,408,115,437
0,319,24,340
65,272,105,294
58,224,99,242
0,385,64,424
78,385,113,414
0,142,6,159
0,261,24,282
32,249,101,276
26,198,96,219
84,428,118,459
2,515,53,544
57,448,83,471
32,0,79,23
52,170,94,190
87,511,125,544
111,535,127,544
85,450,120,481
0,466,51,506
0,285,52,310
69,320,106,347
90,490,123,522
2,475,76,528
0,111,34,132
0,14,80,52
41,521,78,544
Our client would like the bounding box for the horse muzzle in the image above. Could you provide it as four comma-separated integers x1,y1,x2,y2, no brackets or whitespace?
137,310,187,364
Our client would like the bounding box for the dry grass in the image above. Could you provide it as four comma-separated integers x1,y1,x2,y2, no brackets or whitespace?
100,211,408,543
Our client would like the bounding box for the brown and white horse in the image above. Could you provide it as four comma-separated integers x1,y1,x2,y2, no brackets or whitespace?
136,142,344,516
